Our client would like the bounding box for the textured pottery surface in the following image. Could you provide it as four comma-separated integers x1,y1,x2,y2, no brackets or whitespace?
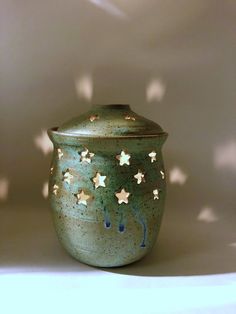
48,104,168,267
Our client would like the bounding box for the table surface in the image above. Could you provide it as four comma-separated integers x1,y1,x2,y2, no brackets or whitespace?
1,204,236,314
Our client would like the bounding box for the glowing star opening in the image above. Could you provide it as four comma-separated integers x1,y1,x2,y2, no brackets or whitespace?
148,151,157,163
89,115,99,122
57,149,63,160
92,172,107,189
134,170,145,184
62,169,74,185
125,115,136,121
160,170,165,179
75,190,90,206
52,184,59,196
116,150,131,166
153,189,159,200
80,148,95,163
115,188,130,204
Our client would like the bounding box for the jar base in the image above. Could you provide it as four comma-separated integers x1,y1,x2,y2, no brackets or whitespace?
60,241,151,268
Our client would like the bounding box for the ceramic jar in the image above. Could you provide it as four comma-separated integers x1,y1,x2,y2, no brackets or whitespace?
48,104,168,267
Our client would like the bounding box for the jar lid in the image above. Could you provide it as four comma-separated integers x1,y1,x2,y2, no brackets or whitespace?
56,104,167,138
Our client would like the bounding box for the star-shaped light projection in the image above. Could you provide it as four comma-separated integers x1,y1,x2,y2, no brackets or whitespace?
153,189,159,200
125,115,136,121
148,151,157,163
58,148,63,160
80,148,95,163
116,150,131,166
92,172,106,189
52,184,59,195
50,167,54,175
160,170,165,179
75,190,90,206
115,188,130,204
89,115,99,122
134,170,145,184
62,169,73,184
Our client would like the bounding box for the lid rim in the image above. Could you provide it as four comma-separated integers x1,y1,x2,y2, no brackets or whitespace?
48,127,168,139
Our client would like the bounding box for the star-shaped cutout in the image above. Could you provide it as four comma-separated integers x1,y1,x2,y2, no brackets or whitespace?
80,148,95,163
125,115,136,121
89,115,99,122
134,170,145,184
62,169,73,184
115,188,130,204
148,151,157,163
75,190,90,206
116,150,131,166
52,184,59,195
58,148,63,160
160,170,165,179
92,172,106,189
153,189,159,200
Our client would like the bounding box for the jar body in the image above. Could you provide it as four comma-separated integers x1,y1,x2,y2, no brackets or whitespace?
49,136,166,267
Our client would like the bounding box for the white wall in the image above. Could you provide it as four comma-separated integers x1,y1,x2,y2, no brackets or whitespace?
0,0,235,224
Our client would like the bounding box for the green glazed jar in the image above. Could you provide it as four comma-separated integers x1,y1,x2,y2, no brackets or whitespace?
48,104,168,267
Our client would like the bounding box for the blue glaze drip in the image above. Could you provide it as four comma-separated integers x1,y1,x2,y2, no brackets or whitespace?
132,207,147,248
119,223,125,233
105,221,111,229
103,206,111,229
118,207,125,233
139,217,147,248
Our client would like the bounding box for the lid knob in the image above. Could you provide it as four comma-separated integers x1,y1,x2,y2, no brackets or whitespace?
92,104,131,110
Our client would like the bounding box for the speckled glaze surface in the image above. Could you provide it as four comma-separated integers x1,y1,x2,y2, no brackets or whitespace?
48,104,168,267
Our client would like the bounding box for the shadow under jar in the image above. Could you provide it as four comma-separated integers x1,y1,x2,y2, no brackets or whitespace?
48,104,168,267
